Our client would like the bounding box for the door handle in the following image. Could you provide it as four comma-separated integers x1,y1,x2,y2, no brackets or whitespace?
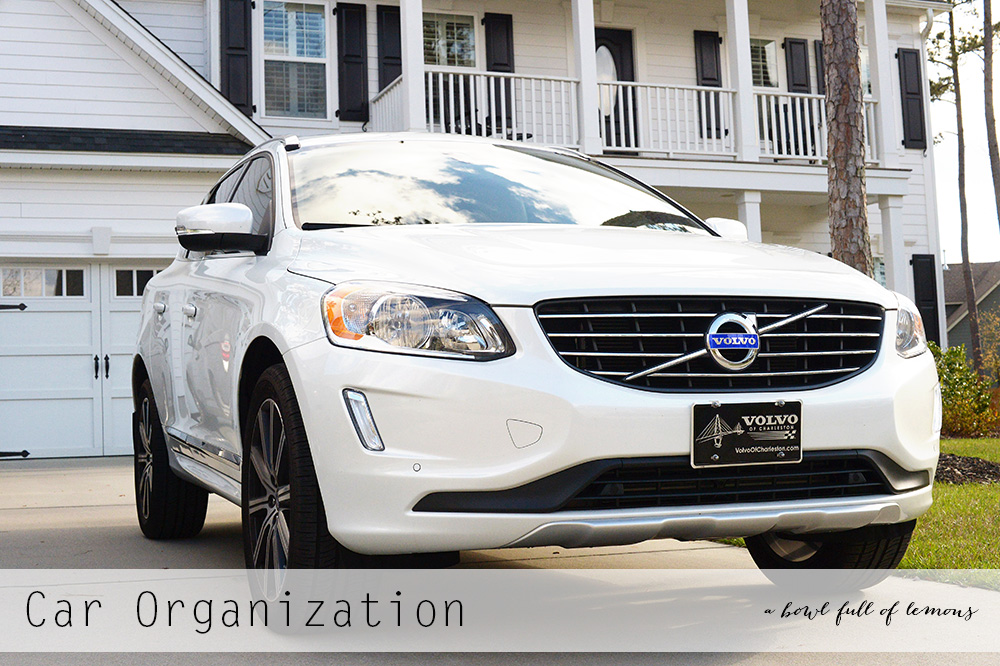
104,355,110,379
94,355,100,379
182,304,198,318
153,302,167,314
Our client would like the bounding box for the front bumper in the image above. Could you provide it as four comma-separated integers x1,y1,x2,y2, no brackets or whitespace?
285,307,939,555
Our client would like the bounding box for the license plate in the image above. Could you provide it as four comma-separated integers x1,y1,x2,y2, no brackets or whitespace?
691,401,802,468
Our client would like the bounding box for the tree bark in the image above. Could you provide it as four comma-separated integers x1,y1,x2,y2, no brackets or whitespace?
953,12,984,374
986,0,1000,234
820,0,873,277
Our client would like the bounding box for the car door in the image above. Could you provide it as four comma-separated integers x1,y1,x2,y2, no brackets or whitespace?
181,155,275,467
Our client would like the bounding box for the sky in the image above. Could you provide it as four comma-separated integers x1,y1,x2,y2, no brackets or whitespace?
933,3,1000,263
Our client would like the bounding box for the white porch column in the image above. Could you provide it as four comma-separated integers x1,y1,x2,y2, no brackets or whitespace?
879,195,908,292
726,0,759,162
737,190,762,242
571,0,602,154
865,0,901,168
399,0,426,132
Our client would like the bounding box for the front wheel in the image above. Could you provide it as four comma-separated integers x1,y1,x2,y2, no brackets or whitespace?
242,364,346,573
745,521,916,588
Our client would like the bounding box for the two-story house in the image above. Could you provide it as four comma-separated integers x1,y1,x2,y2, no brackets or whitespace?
0,0,949,457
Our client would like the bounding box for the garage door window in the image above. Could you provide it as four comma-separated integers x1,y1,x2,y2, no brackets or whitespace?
115,269,160,298
1,267,84,297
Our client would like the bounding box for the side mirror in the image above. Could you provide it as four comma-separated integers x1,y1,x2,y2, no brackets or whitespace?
704,217,749,242
175,203,267,253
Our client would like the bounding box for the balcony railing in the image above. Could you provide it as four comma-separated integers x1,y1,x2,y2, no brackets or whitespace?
755,91,880,164
369,75,404,132
597,82,737,156
423,68,579,148
367,74,881,166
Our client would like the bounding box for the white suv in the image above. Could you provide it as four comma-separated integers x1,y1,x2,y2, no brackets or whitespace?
132,134,939,572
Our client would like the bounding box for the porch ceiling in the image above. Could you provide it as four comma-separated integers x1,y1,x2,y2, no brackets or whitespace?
600,156,911,197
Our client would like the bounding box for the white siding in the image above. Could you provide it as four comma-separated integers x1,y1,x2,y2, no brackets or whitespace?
117,0,209,78
0,0,223,132
0,168,222,258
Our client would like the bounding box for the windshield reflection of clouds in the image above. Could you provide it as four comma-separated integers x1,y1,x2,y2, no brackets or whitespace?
289,142,706,233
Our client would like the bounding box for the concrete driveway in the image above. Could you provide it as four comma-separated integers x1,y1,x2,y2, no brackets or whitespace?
1,457,994,665
0,456,752,569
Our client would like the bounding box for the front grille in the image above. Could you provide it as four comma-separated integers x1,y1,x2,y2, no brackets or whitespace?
536,297,884,391
563,455,891,511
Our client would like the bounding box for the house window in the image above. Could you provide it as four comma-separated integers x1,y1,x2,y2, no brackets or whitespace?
423,13,476,67
860,48,873,96
750,39,778,88
1,267,85,297
263,2,328,118
115,269,161,298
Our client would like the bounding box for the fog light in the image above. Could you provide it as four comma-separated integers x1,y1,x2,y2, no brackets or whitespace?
932,384,942,434
343,389,385,451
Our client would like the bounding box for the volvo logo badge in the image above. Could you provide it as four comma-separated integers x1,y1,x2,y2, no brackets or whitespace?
706,313,760,370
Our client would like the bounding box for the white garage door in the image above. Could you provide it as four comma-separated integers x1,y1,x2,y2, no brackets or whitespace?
0,262,165,458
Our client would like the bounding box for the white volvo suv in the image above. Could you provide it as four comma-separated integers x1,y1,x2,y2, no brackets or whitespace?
132,134,939,572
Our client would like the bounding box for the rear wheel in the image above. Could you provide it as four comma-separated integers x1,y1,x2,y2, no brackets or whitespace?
133,379,208,539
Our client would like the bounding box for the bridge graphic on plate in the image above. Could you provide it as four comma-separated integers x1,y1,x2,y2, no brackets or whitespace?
695,414,744,447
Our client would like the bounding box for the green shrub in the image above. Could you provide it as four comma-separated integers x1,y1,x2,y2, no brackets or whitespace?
931,342,1000,437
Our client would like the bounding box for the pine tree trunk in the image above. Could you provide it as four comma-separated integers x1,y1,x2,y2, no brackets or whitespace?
953,13,985,374
986,0,1000,234
820,0,873,277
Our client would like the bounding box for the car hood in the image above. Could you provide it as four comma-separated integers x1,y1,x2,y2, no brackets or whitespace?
288,225,897,308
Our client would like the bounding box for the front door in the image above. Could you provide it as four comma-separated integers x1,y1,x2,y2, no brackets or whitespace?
595,28,636,149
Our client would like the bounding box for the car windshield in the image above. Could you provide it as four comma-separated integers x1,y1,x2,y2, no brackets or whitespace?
286,141,710,234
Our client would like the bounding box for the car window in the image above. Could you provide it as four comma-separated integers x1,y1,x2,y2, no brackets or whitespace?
207,164,247,204
286,141,709,234
229,156,274,237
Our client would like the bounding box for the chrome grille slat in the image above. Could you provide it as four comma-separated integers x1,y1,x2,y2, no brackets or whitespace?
535,297,884,392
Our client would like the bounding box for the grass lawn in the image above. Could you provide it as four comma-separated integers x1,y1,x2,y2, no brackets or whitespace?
940,438,1000,462
899,482,1000,568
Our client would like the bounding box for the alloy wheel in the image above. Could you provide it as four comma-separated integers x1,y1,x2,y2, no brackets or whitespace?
246,398,292,591
136,397,154,521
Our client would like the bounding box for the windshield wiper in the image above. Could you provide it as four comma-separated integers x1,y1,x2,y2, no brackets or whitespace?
301,222,373,230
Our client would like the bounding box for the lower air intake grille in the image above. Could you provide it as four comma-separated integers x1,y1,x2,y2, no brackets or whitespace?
535,296,884,391
563,456,891,511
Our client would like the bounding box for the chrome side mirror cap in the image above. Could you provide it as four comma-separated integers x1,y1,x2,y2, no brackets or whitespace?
175,203,266,253
704,217,749,242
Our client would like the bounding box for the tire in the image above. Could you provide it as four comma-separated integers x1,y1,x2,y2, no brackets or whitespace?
134,379,209,539
745,521,916,589
242,364,346,572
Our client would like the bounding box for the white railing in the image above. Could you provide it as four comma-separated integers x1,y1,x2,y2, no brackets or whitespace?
755,91,880,164
424,68,579,147
597,83,736,156
369,75,404,132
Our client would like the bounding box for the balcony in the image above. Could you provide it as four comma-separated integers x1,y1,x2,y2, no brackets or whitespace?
371,70,880,166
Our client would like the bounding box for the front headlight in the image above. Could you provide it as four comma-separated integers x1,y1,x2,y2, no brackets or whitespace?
894,293,928,358
322,281,514,360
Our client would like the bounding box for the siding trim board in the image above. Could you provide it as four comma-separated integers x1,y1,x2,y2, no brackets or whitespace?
0,126,252,155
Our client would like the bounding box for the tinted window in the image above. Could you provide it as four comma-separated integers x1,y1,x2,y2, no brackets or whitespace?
287,141,707,233
208,164,247,204
229,156,274,236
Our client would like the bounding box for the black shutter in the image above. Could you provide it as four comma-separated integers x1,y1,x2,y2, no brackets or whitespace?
337,3,369,122
897,48,927,149
911,254,941,345
814,40,825,95
484,13,515,73
784,38,810,93
484,14,516,133
376,5,401,90
220,0,253,116
693,31,722,88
